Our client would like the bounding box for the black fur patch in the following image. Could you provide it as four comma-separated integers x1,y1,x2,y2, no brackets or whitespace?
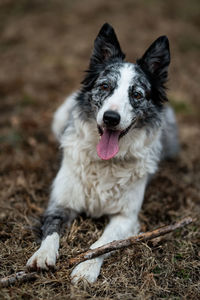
90,23,125,68
136,35,170,105
76,23,125,120
82,23,125,92
34,207,77,241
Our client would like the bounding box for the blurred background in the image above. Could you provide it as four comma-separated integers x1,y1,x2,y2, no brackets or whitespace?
0,1,200,299
0,0,199,152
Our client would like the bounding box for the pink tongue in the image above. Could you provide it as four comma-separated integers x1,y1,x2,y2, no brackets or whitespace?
97,129,121,160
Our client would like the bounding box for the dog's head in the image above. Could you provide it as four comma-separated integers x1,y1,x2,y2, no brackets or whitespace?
77,23,170,160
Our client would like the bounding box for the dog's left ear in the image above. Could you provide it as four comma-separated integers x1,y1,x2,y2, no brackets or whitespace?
90,23,125,67
137,36,170,82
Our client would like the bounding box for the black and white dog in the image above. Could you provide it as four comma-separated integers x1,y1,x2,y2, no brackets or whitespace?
27,23,179,283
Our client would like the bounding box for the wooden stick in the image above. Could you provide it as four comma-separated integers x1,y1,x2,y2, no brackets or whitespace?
0,271,38,288
69,217,193,266
0,217,193,288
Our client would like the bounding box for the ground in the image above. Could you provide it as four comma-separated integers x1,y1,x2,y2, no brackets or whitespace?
0,0,200,299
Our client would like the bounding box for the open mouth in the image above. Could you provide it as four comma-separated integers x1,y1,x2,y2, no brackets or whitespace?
96,124,133,160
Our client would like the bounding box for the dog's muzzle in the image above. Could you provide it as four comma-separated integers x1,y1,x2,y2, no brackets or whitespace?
96,111,136,161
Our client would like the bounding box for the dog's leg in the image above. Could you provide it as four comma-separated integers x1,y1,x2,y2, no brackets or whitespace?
27,207,77,270
27,156,83,271
71,176,147,284
71,215,139,283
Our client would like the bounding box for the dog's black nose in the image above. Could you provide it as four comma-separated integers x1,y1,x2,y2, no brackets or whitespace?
103,110,121,127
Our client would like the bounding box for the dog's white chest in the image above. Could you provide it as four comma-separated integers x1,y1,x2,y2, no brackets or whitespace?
78,159,137,217
60,116,161,217
62,135,136,217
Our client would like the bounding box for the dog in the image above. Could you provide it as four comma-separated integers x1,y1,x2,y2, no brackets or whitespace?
27,23,179,283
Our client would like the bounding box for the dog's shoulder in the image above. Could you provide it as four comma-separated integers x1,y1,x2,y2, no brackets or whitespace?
52,92,78,141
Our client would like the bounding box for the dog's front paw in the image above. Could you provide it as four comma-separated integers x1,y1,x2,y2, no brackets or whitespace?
26,247,58,271
71,258,102,284
27,232,59,271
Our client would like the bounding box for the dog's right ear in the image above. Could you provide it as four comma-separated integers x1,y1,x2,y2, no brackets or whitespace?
137,36,170,82
90,23,125,67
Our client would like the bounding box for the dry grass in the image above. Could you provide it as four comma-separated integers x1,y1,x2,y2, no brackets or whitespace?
0,0,200,299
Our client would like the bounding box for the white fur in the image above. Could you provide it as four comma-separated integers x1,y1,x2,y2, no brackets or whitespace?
97,64,137,130
52,92,77,141
28,74,164,282
27,233,59,270
71,257,103,284
71,177,146,283
43,89,162,283
49,111,161,218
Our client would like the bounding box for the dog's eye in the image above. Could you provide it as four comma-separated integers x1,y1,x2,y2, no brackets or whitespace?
132,91,142,100
100,83,110,91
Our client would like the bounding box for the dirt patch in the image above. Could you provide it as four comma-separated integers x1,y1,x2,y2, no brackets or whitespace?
0,0,200,299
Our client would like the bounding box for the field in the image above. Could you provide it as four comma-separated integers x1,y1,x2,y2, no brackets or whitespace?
0,0,200,299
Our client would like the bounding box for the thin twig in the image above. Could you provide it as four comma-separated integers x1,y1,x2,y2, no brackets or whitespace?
0,271,38,288
0,217,193,288
69,217,193,266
